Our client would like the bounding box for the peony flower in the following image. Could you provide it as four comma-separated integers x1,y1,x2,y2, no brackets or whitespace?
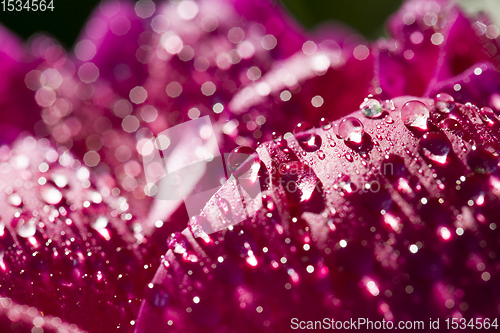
0,0,499,332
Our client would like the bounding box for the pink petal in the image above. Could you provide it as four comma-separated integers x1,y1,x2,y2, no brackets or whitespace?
136,97,500,332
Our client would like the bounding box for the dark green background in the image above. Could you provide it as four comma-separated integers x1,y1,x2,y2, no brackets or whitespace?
0,0,403,49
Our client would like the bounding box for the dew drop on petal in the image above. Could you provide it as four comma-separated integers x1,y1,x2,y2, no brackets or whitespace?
319,117,331,130
317,150,326,160
293,122,313,134
419,133,451,164
439,118,463,135
361,97,383,118
435,93,455,114
401,100,429,130
295,133,322,153
227,146,260,173
338,117,364,143
467,149,499,174
479,107,499,127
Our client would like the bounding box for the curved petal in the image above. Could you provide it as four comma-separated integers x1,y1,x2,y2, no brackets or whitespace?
136,97,500,332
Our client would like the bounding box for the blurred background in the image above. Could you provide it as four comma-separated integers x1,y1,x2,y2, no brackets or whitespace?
0,0,404,49
0,0,497,49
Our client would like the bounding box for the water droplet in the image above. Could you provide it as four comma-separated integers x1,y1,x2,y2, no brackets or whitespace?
439,118,463,135
419,133,451,164
435,93,454,102
317,150,326,160
337,175,355,194
344,153,354,162
338,117,364,144
467,149,499,174
361,97,383,118
384,116,394,124
293,122,313,134
227,146,260,173
275,136,288,148
319,117,332,130
279,161,324,213
401,100,430,130
480,107,499,127
325,133,336,147
434,93,455,114
295,133,322,152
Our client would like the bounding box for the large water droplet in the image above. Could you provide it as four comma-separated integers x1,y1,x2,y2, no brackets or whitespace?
338,117,364,144
295,133,322,152
419,133,451,164
279,162,324,213
293,122,313,134
480,107,499,127
434,93,455,114
361,97,383,118
439,118,463,135
435,93,454,102
467,149,499,174
401,100,429,130
319,117,332,130
227,146,258,171
293,122,322,152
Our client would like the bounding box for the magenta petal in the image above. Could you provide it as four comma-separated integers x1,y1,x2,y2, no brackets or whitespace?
74,0,148,96
136,98,500,332
0,136,160,333
427,61,500,109
377,0,455,98
229,0,306,58
431,12,497,83
143,0,309,143
228,41,374,137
